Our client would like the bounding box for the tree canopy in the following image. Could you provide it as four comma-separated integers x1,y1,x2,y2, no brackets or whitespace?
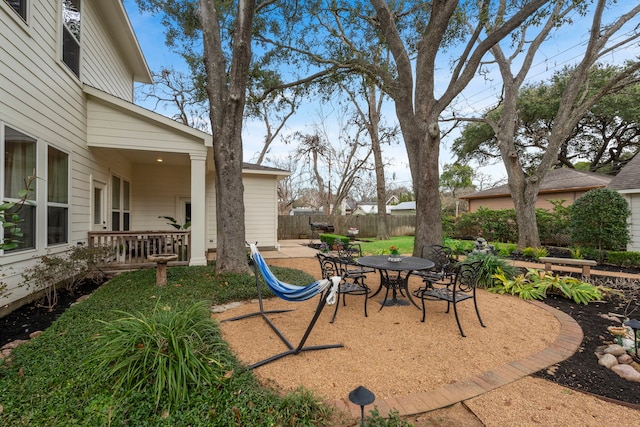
452,65,640,175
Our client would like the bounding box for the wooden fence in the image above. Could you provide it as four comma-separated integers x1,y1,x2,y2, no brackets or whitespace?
278,215,416,240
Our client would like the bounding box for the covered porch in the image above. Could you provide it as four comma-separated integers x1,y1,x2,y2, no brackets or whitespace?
84,85,211,267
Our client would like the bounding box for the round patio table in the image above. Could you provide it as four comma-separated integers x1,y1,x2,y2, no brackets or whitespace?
356,255,434,308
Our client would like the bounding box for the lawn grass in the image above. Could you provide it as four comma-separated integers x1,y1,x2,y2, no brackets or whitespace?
0,265,334,426
357,236,416,255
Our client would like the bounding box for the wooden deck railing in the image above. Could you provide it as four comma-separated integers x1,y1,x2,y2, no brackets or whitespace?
87,231,191,269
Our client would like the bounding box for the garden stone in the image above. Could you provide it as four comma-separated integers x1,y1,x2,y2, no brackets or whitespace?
598,353,618,368
604,344,626,356
0,339,28,350
210,301,244,313
617,353,633,364
611,364,640,382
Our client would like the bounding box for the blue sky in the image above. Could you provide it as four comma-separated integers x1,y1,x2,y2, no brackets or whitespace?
122,1,639,189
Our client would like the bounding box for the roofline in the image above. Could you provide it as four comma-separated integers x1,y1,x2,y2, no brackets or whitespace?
84,85,213,145
461,185,606,200
242,166,290,179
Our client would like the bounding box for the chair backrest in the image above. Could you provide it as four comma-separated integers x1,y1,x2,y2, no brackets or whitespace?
317,253,344,279
454,259,484,292
337,243,363,264
421,244,453,274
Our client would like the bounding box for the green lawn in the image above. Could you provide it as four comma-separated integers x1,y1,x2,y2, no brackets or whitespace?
357,236,416,255
0,265,334,426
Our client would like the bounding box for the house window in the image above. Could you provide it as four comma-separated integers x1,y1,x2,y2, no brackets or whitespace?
3,126,37,252
61,0,80,76
111,175,130,231
47,146,68,245
4,0,27,21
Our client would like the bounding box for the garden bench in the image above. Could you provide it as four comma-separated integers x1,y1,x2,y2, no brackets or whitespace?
539,256,597,277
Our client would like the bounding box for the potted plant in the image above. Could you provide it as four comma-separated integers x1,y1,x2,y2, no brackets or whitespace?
388,245,401,262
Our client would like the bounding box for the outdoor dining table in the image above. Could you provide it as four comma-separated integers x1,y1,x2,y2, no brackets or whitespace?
356,255,435,308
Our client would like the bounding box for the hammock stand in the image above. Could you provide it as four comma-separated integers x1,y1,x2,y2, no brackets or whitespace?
222,244,343,369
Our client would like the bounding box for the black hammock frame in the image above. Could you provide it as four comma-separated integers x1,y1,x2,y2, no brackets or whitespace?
221,248,343,369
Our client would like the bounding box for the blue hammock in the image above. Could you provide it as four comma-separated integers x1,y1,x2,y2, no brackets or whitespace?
222,243,342,369
249,243,338,303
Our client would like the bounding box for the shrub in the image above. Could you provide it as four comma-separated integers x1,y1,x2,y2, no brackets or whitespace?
21,244,114,310
87,301,226,409
319,233,349,247
464,252,519,288
494,242,517,257
606,251,640,267
569,188,630,252
490,268,603,304
521,247,548,260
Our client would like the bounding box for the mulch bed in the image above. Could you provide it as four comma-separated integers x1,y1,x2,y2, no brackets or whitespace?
533,293,640,406
0,279,104,347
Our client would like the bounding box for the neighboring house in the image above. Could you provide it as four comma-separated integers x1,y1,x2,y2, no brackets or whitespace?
351,202,392,215
461,168,612,213
390,201,416,215
607,155,640,251
1,0,286,311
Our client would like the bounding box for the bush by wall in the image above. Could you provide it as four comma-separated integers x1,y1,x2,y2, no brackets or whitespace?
569,188,630,252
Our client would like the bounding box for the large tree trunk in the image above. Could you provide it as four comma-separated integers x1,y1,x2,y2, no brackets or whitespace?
401,111,442,255
199,0,254,274
508,171,542,248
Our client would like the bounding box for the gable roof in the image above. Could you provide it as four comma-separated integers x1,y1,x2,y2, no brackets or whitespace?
463,168,612,200
608,155,640,192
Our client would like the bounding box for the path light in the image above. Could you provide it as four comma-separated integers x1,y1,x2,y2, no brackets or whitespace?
348,385,375,427
624,318,640,358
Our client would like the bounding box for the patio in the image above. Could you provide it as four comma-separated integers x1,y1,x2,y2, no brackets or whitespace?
212,245,578,420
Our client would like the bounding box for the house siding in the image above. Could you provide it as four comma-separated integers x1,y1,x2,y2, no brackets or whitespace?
0,0,141,308
468,190,589,212
625,193,640,252
1,0,284,314
82,2,135,100
131,164,191,231
244,175,278,247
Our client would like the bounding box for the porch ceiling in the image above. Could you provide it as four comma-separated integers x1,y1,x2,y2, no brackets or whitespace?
91,147,195,167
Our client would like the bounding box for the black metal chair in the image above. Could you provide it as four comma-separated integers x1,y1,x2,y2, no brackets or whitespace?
412,259,485,337
337,243,375,276
317,253,370,323
412,244,456,286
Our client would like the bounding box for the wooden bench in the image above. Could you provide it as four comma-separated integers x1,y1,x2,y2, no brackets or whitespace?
539,256,597,277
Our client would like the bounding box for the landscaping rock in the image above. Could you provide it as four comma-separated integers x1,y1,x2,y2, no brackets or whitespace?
598,353,618,369
604,344,627,356
611,364,640,382
0,339,28,350
210,301,244,313
617,353,633,364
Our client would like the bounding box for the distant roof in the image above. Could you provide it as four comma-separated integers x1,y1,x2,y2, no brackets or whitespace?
391,201,416,210
608,155,640,191
242,163,289,178
463,168,612,200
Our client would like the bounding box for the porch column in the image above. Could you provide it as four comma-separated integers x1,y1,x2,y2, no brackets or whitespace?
189,153,207,266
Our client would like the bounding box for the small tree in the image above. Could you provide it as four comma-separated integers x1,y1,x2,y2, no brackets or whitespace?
569,188,630,254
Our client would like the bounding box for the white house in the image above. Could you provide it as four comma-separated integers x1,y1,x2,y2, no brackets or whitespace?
608,155,640,251
0,0,286,311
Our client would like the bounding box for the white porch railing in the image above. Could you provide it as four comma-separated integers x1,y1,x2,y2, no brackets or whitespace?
87,231,191,269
